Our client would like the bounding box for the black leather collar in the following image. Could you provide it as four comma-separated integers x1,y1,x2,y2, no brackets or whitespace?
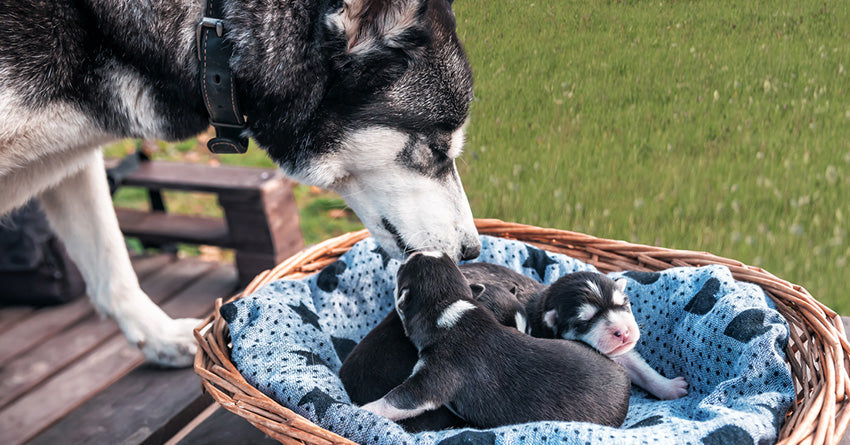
196,0,249,154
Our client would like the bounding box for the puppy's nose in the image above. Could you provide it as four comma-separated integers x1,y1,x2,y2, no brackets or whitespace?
613,328,630,342
460,242,481,261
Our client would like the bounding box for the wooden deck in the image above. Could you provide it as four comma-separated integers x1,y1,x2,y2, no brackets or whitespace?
0,254,277,445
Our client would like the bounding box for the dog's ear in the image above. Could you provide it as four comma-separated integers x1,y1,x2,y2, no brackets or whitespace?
327,0,429,56
543,309,558,332
614,277,628,293
469,283,486,300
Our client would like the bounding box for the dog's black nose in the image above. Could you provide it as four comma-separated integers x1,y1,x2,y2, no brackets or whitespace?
460,243,481,261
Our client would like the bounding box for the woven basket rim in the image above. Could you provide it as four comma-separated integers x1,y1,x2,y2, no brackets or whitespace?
194,218,850,445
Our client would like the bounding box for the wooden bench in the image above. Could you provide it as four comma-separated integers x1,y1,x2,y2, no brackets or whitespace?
107,158,304,286
0,159,303,442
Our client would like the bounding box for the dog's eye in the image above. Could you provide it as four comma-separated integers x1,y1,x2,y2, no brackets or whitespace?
428,138,450,156
436,121,457,133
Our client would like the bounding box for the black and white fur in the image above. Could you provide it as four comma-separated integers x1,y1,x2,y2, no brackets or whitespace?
526,271,689,400
459,264,689,400
361,251,631,428
340,280,526,432
0,0,479,366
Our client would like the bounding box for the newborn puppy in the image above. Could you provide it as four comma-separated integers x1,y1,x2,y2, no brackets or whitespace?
444,264,688,400
459,262,545,306
339,280,526,432
526,271,689,400
361,251,631,428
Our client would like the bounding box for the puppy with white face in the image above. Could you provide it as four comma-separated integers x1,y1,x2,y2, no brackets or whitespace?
526,271,689,400
527,272,639,356
361,251,631,428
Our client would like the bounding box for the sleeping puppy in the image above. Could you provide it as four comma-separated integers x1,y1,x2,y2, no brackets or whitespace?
526,271,689,400
360,251,631,428
340,281,526,432
453,264,688,399
459,262,545,305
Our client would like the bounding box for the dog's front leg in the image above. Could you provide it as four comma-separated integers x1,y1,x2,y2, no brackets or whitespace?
39,150,199,367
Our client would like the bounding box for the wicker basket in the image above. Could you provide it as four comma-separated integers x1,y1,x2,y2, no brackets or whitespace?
194,219,850,445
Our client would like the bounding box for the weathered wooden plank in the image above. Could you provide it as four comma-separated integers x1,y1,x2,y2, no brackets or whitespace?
110,159,303,286
117,209,231,248
116,160,286,195
219,179,303,256
0,317,116,411
0,255,170,337
131,254,178,281
0,256,207,365
0,306,35,335
0,298,93,364
172,405,278,445
20,265,238,445
26,366,212,445
0,335,144,445
0,259,216,410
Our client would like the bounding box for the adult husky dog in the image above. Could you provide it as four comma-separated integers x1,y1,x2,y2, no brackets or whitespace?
0,0,480,366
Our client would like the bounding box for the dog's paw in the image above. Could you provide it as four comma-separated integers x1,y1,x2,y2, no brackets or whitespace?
136,317,201,368
653,376,689,400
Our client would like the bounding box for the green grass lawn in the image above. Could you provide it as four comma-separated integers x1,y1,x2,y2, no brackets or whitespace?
110,0,849,312
452,0,849,313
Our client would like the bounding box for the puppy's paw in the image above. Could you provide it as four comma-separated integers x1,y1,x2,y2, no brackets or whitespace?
362,399,395,419
653,376,689,400
135,317,201,368
361,398,426,421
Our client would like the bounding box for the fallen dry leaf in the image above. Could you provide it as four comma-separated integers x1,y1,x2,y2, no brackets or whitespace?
328,209,348,219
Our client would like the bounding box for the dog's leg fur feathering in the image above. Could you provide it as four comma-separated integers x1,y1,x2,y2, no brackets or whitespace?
39,151,199,366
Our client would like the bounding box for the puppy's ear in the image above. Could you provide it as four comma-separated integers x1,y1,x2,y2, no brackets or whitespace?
508,284,519,296
614,277,628,293
328,0,428,56
396,288,409,306
469,283,486,300
543,309,558,331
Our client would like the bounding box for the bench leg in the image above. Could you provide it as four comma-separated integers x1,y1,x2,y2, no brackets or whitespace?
219,178,304,286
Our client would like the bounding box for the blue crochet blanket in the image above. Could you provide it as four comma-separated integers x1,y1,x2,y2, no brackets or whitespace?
221,236,795,444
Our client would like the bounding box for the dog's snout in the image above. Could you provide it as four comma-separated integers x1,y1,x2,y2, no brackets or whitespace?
460,242,481,261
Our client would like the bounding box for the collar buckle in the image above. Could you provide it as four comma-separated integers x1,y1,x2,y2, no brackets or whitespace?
196,17,224,61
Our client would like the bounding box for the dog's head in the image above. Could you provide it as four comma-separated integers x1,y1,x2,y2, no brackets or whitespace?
263,0,479,261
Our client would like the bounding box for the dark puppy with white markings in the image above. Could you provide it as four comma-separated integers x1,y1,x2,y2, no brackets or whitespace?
340,281,526,432
459,262,545,306
361,251,631,428
525,271,689,400
456,264,688,400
